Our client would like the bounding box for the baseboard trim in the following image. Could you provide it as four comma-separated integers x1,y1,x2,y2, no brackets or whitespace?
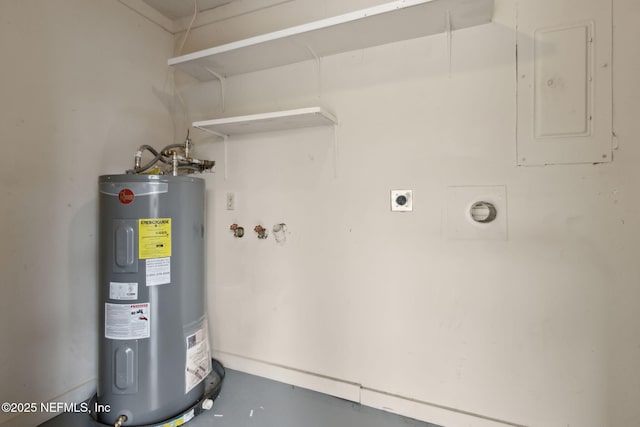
211,350,361,402
212,350,525,427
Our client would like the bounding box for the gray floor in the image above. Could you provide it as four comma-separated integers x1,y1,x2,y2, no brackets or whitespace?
40,369,441,427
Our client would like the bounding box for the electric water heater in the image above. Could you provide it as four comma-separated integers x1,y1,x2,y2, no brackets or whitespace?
97,174,211,425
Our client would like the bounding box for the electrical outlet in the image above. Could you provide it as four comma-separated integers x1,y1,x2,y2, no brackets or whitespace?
391,190,413,212
226,192,235,210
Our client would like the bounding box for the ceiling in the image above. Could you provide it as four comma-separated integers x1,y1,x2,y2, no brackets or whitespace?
141,0,239,19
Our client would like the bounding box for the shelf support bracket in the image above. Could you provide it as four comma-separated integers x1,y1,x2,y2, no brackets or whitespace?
306,45,323,100
333,123,338,179
445,9,452,78
224,134,229,180
204,66,227,112
194,126,230,180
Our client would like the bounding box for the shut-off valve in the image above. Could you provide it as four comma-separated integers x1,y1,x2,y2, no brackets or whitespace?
127,130,215,176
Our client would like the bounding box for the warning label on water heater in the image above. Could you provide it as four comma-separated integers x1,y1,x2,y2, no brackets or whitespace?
139,218,171,259
105,302,150,340
185,321,212,393
109,282,138,300
146,257,171,286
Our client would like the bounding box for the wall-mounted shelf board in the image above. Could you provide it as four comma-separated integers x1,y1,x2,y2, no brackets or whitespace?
169,0,494,81
193,107,337,136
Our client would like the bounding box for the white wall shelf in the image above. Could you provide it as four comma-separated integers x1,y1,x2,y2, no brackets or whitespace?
193,107,337,136
193,107,339,180
168,0,494,81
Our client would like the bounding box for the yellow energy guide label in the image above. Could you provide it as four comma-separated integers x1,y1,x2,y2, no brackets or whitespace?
139,218,171,259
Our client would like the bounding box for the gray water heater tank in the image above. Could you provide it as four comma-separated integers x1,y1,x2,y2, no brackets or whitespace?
97,174,211,425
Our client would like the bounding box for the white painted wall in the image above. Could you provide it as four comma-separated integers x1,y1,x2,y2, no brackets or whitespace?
174,0,640,426
0,0,636,426
606,1,640,425
0,1,174,425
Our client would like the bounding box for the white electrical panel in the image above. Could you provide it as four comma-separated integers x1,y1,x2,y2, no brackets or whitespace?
516,0,612,165
534,24,591,139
